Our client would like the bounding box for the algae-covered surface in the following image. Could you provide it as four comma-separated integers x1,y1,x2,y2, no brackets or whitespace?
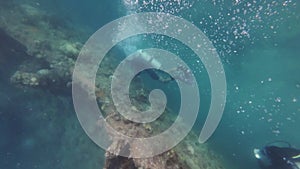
0,0,300,169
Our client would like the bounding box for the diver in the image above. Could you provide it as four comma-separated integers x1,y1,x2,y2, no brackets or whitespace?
144,65,193,84
254,141,300,169
128,49,194,84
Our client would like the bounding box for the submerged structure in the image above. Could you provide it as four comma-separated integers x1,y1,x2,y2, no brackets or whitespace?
1,1,299,169
0,1,227,169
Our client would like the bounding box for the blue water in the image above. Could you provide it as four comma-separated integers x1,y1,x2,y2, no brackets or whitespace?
1,0,300,169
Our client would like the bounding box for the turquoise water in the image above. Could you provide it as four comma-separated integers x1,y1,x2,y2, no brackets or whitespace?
1,0,300,169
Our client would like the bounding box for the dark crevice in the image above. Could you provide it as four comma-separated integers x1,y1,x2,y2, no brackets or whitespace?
0,28,29,81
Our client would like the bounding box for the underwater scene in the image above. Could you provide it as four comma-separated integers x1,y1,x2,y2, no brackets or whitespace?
0,0,300,169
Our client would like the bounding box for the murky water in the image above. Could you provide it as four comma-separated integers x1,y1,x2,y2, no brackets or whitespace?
1,0,299,169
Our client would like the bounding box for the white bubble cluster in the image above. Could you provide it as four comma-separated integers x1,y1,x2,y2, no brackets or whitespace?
121,0,297,57
123,0,194,14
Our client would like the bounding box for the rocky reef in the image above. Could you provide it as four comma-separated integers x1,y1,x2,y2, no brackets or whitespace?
0,1,81,90
0,1,228,169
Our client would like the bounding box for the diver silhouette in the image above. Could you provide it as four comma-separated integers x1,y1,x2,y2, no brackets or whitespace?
254,142,300,169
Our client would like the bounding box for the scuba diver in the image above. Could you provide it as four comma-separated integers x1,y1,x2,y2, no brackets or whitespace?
144,65,193,84
254,141,300,169
127,49,194,84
